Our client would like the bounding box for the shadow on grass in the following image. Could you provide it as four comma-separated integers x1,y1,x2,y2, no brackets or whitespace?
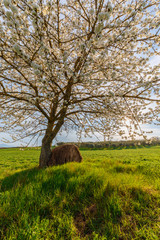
0,166,80,194
0,164,103,200
0,167,40,192
0,164,159,240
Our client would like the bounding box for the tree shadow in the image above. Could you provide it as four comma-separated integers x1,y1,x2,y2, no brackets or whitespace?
0,164,84,194
0,167,41,192
1,164,158,240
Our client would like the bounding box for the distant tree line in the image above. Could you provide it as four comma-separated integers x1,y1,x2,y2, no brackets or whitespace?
57,138,160,149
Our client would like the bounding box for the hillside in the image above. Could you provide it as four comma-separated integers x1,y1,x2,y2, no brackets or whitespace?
0,146,160,239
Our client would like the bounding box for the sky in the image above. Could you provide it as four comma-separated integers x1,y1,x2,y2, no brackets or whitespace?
0,53,159,147
0,122,160,147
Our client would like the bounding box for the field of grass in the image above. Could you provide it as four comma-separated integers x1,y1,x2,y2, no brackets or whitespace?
0,146,160,239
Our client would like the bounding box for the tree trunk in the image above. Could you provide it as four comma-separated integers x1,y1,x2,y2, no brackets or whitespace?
39,116,65,168
39,135,53,168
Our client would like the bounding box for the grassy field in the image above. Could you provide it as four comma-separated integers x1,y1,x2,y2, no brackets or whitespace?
0,146,160,239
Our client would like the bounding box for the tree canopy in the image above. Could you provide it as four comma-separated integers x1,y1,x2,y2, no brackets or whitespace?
0,0,159,166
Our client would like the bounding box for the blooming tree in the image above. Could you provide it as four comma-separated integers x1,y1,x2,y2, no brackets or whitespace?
0,0,160,167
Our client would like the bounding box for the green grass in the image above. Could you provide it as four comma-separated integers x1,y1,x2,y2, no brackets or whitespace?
0,146,160,239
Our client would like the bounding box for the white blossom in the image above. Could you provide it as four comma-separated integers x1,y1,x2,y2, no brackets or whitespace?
13,44,21,53
6,11,12,19
107,2,113,12
3,0,10,8
6,21,13,27
98,12,104,22
31,62,41,69
95,23,103,34
34,69,40,75
32,3,39,10
10,5,18,14
89,8,94,15
104,12,110,20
